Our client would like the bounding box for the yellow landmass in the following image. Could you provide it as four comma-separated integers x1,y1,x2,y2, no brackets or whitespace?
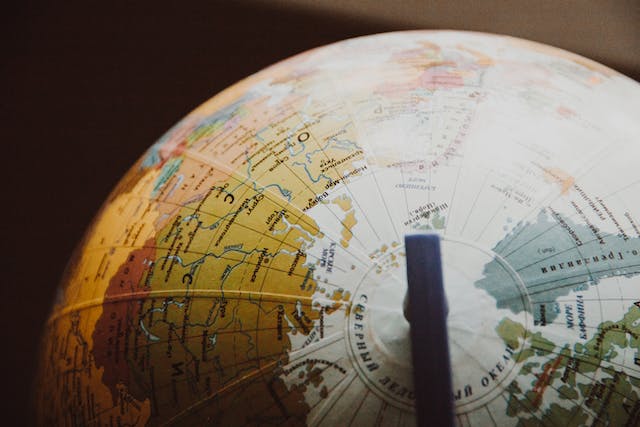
56,167,161,311
369,242,401,274
332,194,352,212
330,194,357,248
340,211,357,248
186,90,367,216
105,153,330,422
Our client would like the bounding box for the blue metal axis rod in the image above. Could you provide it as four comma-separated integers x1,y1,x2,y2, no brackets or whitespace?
405,234,454,427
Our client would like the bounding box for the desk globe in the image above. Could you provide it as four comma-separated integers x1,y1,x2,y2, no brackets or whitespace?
36,31,640,426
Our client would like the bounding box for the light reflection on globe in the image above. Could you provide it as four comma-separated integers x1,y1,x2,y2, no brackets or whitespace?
36,31,640,426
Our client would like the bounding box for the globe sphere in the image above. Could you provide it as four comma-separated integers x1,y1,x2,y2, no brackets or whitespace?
36,31,640,426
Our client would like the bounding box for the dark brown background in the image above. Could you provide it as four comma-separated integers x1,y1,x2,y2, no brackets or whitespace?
2,1,638,424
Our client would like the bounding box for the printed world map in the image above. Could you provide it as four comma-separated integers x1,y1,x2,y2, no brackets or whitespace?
36,31,640,426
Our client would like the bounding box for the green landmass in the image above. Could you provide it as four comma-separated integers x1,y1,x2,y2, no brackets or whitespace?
494,304,640,425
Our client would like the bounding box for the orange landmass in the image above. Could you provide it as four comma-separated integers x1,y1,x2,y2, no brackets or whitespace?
543,167,575,195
